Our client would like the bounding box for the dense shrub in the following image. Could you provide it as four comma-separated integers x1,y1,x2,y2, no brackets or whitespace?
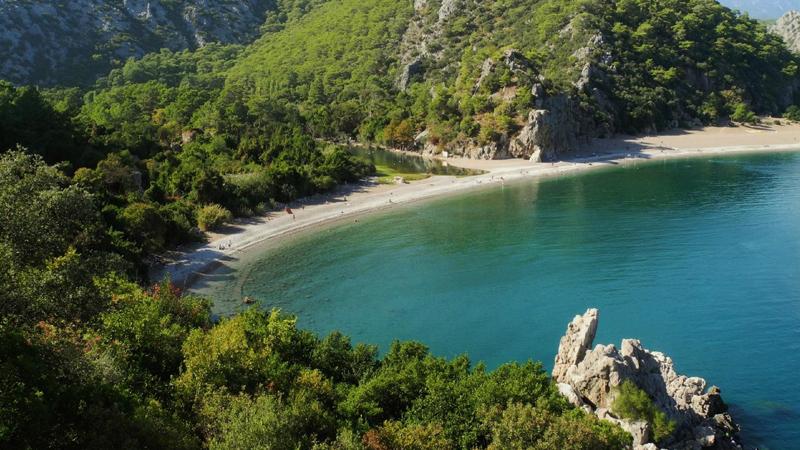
612,380,676,443
196,204,233,231
730,103,759,124
783,105,800,122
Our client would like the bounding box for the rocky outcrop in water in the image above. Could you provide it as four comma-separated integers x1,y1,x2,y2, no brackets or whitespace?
770,11,800,53
553,309,742,450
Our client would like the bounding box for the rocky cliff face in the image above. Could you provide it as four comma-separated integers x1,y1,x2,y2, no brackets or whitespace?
0,0,273,85
771,11,800,53
411,10,607,162
553,309,742,450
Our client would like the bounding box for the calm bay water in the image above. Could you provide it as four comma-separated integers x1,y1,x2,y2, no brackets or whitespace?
197,152,800,449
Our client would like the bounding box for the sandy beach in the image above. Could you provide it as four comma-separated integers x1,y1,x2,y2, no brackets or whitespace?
152,122,800,289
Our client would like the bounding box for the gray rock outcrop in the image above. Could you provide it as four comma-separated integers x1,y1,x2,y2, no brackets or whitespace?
553,309,742,450
399,58,425,91
770,11,800,53
507,95,586,162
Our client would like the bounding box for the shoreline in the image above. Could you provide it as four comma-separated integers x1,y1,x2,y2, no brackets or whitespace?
152,128,800,291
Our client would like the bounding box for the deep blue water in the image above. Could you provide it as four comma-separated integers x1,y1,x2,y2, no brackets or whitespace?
197,152,800,449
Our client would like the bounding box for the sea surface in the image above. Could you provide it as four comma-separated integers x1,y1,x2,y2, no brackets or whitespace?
196,151,800,449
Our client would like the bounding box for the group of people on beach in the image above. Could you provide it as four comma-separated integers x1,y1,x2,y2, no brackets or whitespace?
217,240,233,250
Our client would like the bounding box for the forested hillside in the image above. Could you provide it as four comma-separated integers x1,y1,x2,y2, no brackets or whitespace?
219,0,800,160
0,0,323,86
1,0,799,448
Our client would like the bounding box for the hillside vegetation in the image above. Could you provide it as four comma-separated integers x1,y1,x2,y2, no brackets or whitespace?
0,0,323,86
212,0,800,158
0,151,631,448
2,0,800,448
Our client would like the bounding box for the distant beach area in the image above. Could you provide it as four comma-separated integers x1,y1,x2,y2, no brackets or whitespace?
152,122,800,289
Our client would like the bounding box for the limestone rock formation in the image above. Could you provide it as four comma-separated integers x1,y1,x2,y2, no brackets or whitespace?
770,11,800,53
553,309,598,380
553,309,742,450
507,96,586,162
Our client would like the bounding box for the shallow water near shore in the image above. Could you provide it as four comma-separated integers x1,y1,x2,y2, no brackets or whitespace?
196,151,800,449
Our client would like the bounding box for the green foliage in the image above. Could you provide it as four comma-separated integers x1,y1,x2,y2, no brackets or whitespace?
484,403,631,450
197,204,233,231
784,105,800,121
612,380,677,443
167,306,628,449
226,0,414,140
730,103,759,124
207,391,338,450
603,0,797,131
0,151,127,325
0,82,89,165
97,276,211,392
0,319,199,450
0,154,631,446
4,1,787,447
362,420,452,450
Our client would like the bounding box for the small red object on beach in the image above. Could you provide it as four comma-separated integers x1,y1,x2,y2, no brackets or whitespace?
285,207,293,215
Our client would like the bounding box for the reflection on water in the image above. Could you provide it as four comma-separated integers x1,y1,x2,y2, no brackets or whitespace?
348,146,482,176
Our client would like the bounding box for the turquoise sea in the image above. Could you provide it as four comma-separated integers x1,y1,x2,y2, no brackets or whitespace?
196,151,800,449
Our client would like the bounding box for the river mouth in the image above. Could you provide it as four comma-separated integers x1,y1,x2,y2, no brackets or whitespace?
195,151,800,449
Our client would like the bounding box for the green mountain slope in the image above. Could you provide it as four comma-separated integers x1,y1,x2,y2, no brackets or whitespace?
0,0,324,86
218,0,800,160
1,2,795,448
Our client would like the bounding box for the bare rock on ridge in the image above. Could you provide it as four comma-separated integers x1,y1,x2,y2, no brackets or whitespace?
770,11,800,53
553,309,743,449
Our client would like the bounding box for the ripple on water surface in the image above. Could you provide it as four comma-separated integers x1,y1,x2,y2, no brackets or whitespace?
196,152,800,449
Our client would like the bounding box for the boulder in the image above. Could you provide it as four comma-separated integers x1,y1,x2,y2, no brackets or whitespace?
622,419,652,446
